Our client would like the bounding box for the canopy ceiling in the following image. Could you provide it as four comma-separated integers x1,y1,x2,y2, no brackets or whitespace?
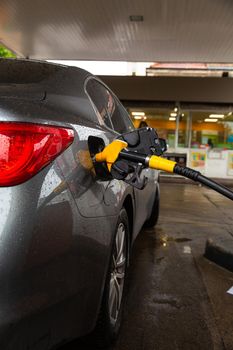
1,0,233,62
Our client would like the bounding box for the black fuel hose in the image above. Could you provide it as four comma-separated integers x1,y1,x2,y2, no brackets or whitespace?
119,151,233,200
174,164,233,201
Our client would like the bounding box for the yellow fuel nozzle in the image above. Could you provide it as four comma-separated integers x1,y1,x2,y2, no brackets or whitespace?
95,139,128,171
95,139,176,173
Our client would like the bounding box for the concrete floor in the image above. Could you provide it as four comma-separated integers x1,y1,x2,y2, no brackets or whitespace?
63,183,233,350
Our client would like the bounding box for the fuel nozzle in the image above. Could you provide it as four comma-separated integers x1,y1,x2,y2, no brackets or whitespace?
90,127,167,189
91,127,233,201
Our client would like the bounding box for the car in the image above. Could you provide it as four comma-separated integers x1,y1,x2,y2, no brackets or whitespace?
0,58,160,350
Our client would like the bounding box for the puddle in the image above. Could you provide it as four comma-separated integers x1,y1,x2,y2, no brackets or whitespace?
158,236,192,246
183,245,192,254
173,237,192,243
156,256,165,263
152,295,181,309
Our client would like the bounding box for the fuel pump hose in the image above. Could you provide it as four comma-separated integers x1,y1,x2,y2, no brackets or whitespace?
94,140,233,201
122,151,233,201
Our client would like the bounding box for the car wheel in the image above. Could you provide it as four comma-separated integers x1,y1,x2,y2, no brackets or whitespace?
144,183,160,228
92,208,129,348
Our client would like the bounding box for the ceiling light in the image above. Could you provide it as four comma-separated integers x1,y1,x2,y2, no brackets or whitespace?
205,118,218,122
134,116,142,120
181,113,185,117
227,112,232,116
174,107,178,112
131,112,145,116
169,117,176,121
209,114,224,118
129,15,144,22
170,113,177,117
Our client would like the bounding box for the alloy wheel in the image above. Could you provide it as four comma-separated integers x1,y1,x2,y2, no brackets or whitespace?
108,222,127,325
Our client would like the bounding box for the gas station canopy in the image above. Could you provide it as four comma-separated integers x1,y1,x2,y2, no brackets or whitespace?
1,0,233,62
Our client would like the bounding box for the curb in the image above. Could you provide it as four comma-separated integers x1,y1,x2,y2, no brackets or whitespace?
204,239,233,273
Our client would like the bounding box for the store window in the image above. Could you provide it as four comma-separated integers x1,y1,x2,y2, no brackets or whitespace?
190,111,233,150
177,113,190,148
129,108,176,149
127,105,233,178
128,106,233,151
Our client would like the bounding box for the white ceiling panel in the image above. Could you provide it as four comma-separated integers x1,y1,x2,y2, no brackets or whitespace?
0,0,233,62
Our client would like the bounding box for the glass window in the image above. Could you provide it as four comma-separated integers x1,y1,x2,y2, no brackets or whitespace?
86,78,134,133
129,108,176,149
111,99,134,134
178,112,190,148
190,111,233,150
127,106,233,151
85,78,114,129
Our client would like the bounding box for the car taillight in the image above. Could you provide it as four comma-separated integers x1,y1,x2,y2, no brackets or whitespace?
0,122,74,186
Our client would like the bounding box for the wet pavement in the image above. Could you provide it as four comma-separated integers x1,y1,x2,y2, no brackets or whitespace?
61,183,233,350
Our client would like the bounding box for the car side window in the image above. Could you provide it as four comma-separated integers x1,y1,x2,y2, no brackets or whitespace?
85,78,114,129
111,98,135,134
86,78,134,134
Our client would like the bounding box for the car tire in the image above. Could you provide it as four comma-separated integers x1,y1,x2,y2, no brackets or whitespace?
144,183,160,228
92,208,129,348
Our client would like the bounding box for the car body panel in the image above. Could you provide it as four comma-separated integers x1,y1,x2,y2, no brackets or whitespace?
0,59,158,350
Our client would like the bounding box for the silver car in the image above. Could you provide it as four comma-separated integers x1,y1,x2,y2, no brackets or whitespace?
0,59,159,349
